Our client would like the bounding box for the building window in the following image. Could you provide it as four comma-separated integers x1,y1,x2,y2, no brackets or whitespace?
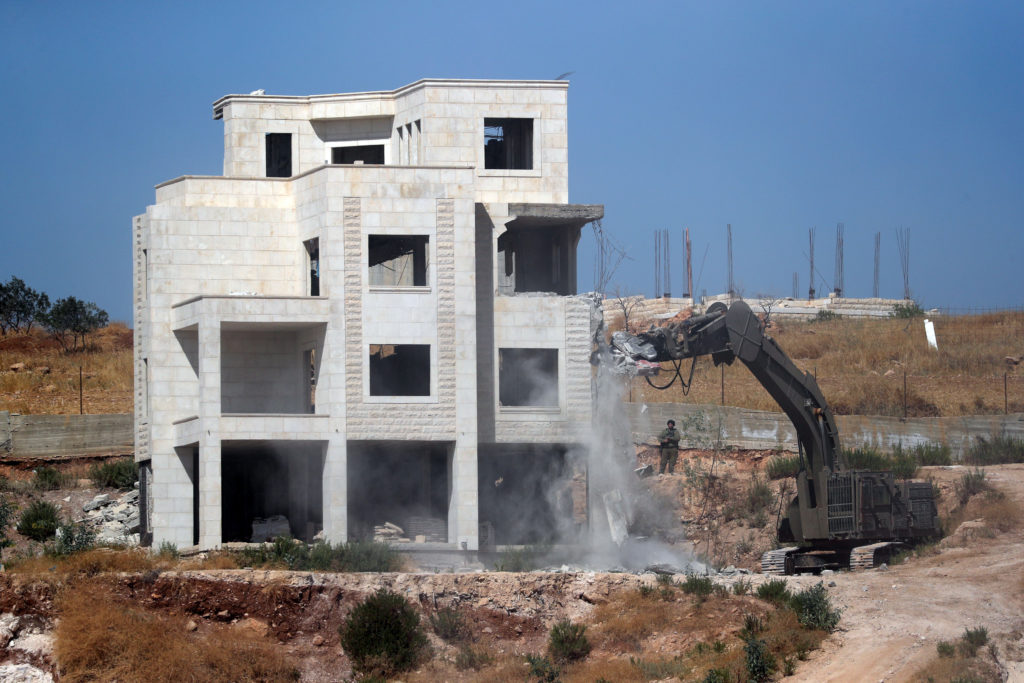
484,118,533,170
369,344,430,396
266,133,292,178
331,144,385,165
304,238,319,296
499,348,558,407
368,235,428,287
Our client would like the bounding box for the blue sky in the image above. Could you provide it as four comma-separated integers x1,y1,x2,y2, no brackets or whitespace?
1,1,1021,322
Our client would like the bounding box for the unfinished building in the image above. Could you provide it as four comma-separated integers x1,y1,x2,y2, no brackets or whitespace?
133,79,603,551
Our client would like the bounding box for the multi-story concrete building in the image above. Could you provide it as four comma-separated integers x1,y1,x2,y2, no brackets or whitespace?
133,79,602,552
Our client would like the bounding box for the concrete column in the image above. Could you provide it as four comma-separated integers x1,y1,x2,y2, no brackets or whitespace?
198,316,222,548
322,437,347,542
450,197,479,549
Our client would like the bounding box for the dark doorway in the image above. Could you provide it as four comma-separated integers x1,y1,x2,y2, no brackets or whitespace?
221,443,324,542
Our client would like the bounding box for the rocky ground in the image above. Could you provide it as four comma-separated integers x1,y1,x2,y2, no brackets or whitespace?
0,460,1021,680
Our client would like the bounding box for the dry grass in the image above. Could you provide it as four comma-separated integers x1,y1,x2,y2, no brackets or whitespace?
54,580,299,682
7,548,166,577
589,588,689,652
0,323,132,414
627,311,1024,417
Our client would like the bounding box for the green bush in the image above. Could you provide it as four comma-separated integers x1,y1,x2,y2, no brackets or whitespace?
766,455,801,480
732,578,752,596
966,435,1024,465
936,640,956,657
494,546,542,572
0,495,15,550
52,522,95,556
843,447,890,471
887,450,920,480
17,500,60,541
89,458,139,490
811,309,841,323
157,540,179,559
429,606,469,643
525,654,560,682
740,613,764,640
455,645,492,671
338,589,428,677
958,627,988,657
548,619,590,663
680,573,715,599
899,442,953,467
955,468,990,505
701,667,732,683
743,637,776,682
789,582,841,632
890,301,925,318
33,466,66,491
236,537,401,572
630,656,688,679
755,578,791,605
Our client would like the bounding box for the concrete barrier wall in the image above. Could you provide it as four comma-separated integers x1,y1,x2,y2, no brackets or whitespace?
627,402,1024,459
0,411,133,458
2,406,1022,460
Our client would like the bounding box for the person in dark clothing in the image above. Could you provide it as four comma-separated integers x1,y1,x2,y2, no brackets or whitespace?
658,419,681,474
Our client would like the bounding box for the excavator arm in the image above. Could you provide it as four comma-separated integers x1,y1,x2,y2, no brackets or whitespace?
613,300,842,541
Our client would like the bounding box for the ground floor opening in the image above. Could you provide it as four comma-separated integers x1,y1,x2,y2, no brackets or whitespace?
346,441,452,544
220,440,325,543
478,444,587,546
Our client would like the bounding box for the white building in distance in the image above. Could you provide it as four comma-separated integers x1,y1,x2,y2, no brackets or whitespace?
133,79,603,552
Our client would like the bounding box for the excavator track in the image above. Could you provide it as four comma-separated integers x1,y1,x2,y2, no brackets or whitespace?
849,542,903,571
760,547,799,575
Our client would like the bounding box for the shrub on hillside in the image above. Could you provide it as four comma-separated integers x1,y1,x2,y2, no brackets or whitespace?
766,455,800,480
755,578,791,605
680,573,715,599
235,537,401,572
959,626,988,657
89,458,138,490
548,619,591,663
966,435,1024,465
52,522,95,556
0,495,15,551
789,582,841,632
339,589,428,677
17,500,60,541
33,466,66,491
896,441,953,467
955,468,990,505
890,301,925,318
429,606,469,643
743,636,776,682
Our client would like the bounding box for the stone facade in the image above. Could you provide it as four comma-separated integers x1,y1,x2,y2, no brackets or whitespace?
135,79,602,551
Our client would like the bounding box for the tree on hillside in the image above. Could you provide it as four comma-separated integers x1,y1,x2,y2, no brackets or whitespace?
40,296,109,352
0,276,51,335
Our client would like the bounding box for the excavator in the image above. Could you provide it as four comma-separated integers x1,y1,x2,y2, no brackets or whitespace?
610,300,939,574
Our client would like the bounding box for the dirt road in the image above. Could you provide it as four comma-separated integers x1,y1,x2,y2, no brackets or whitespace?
784,464,1024,682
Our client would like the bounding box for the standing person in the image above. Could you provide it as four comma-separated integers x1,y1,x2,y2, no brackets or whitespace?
658,419,681,474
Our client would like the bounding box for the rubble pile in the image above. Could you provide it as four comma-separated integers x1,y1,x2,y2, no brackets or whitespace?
77,487,141,546
373,522,409,543
405,516,447,543
0,613,54,682
250,515,290,542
